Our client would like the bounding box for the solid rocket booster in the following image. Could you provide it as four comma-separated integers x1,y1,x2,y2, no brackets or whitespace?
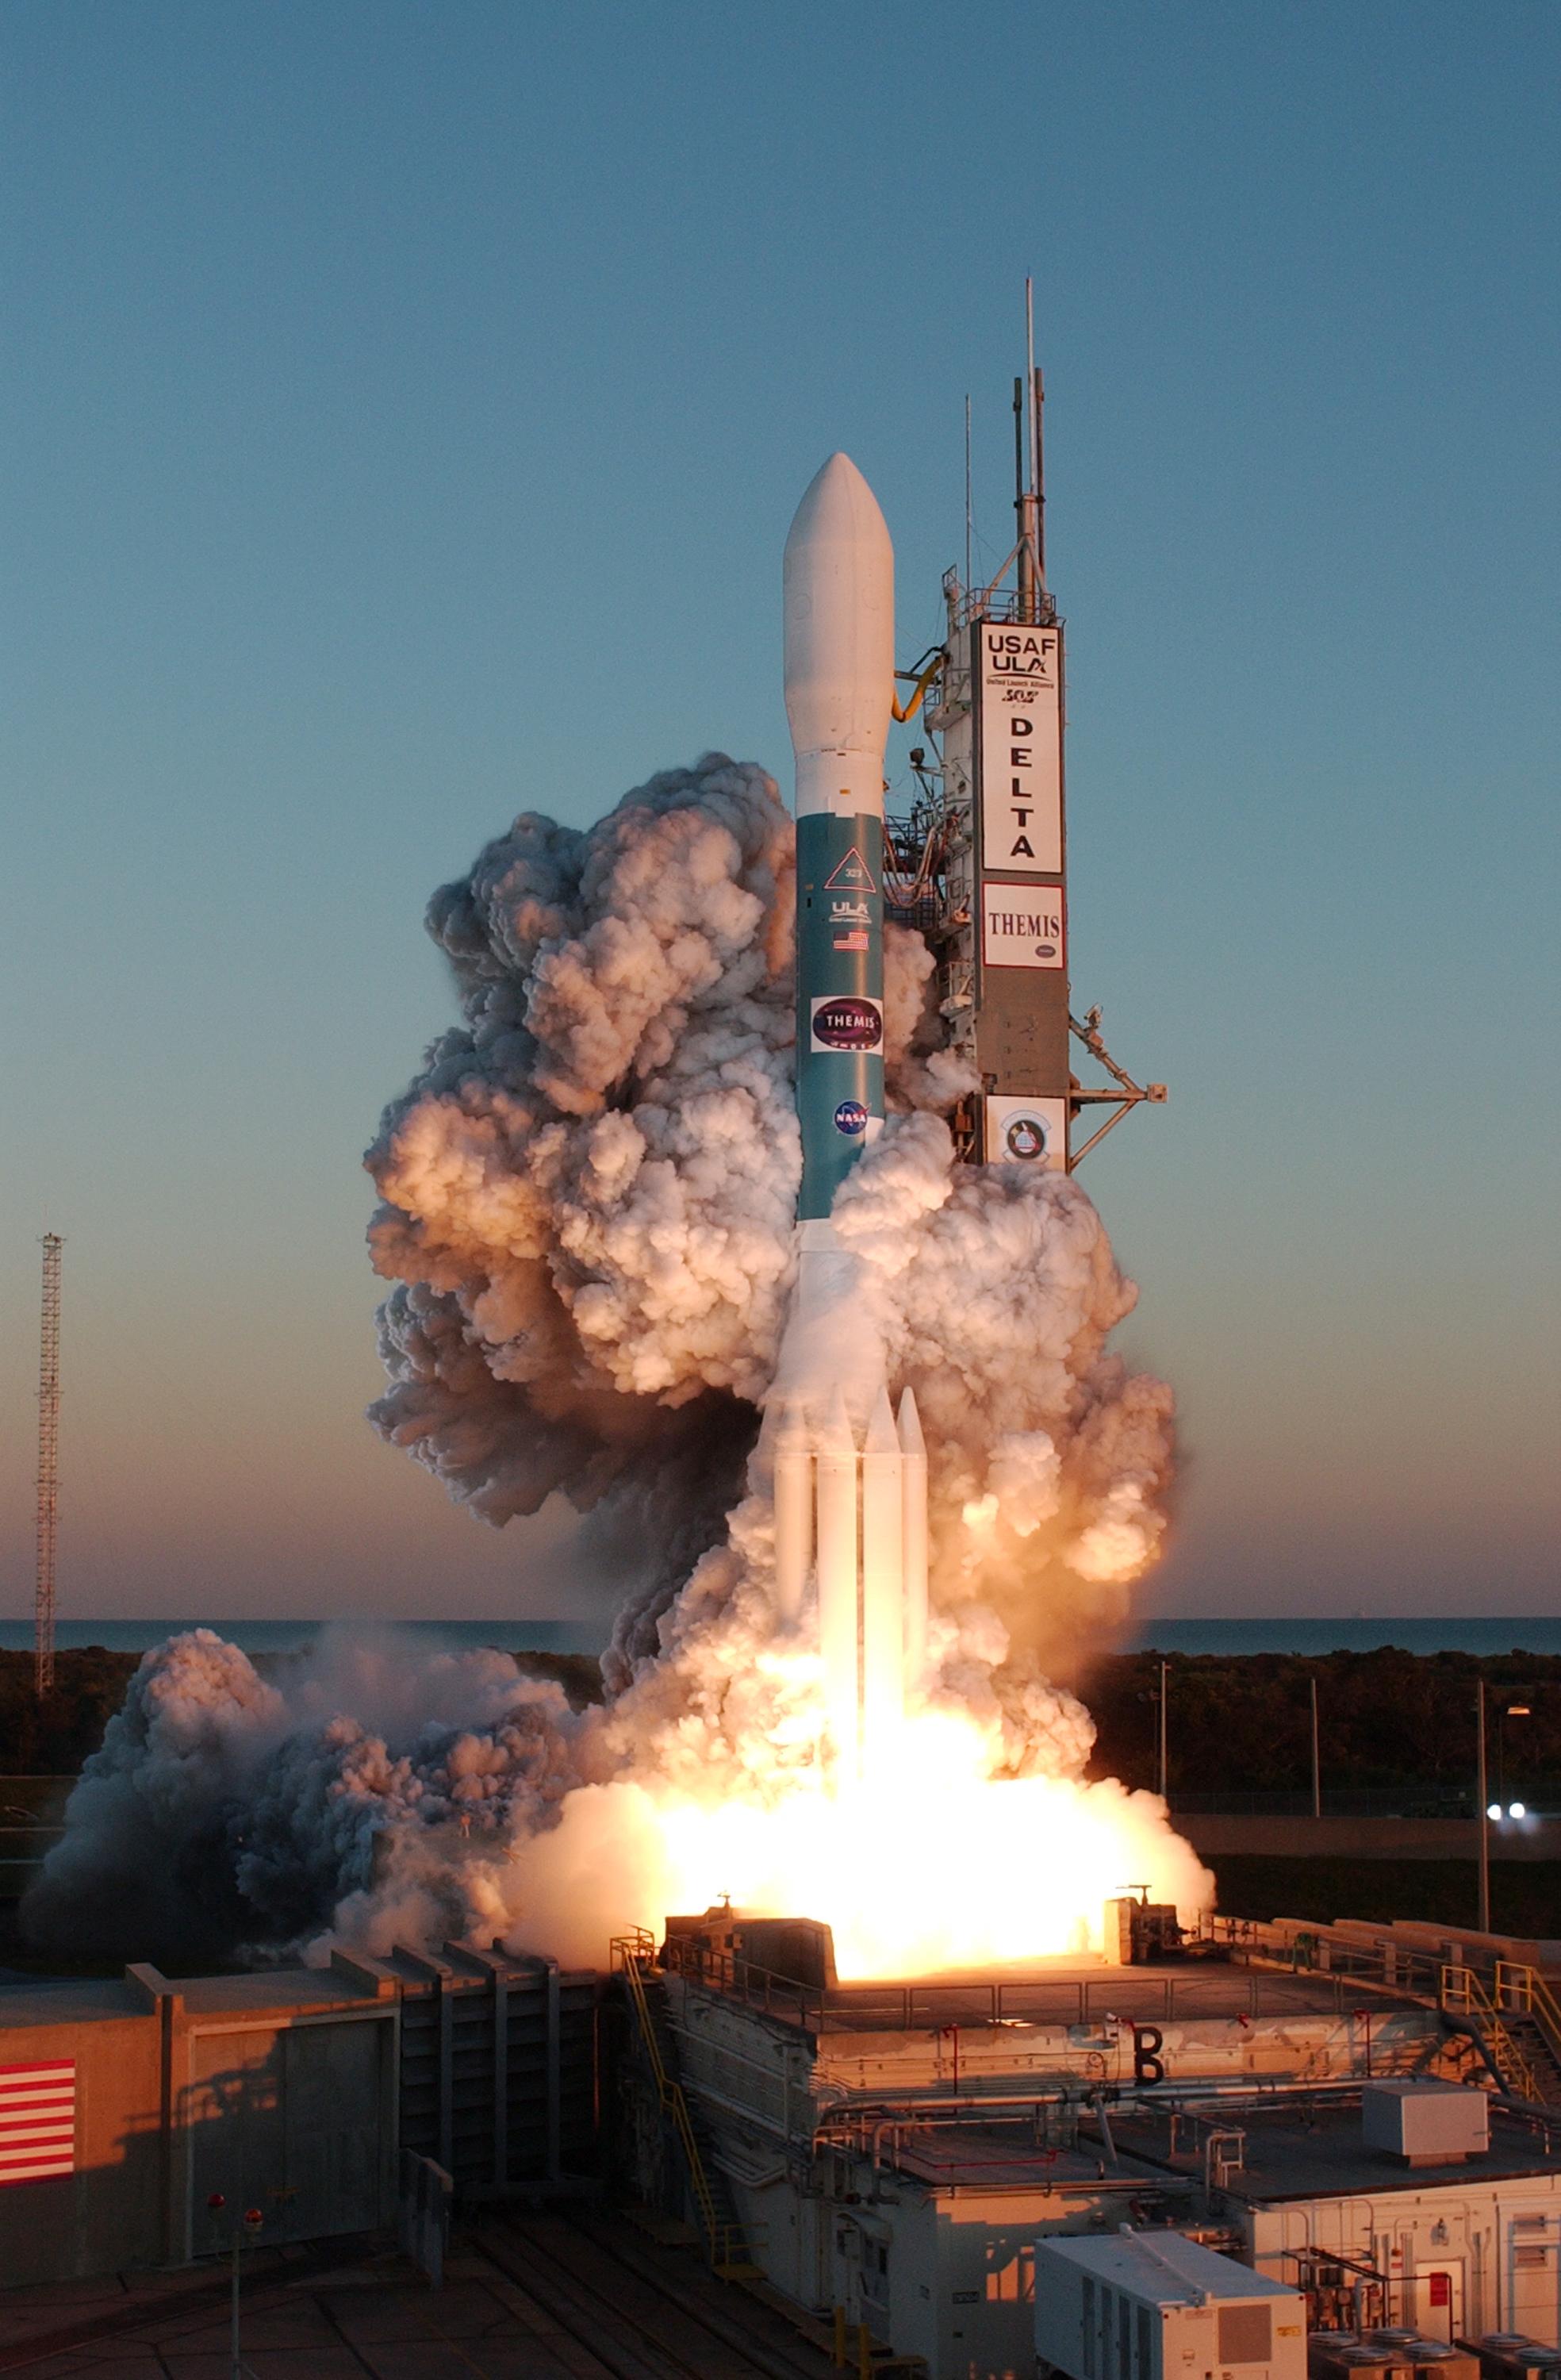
783,454,895,1219
784,1383,930,1778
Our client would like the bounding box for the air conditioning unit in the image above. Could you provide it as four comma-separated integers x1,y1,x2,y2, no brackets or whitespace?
1361,2083,1489,2165
1461,2338,1561,2380
1035,2231,1306,2380
1308,2334,1413,2380
1360,2334,1479,2380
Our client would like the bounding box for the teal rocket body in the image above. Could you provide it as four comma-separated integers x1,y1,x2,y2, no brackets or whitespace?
796,810,885,1221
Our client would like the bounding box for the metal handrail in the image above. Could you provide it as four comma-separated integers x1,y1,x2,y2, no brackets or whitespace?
1495,1961,1561,2074
611,1932,756,2274
1440,1964,1542,2102
664,1931,1348,2030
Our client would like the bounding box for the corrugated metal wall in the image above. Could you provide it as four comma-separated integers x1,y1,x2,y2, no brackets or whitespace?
389,1945,600,2197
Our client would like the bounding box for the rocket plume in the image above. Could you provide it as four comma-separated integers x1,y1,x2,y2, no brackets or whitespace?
25,754,1206,1978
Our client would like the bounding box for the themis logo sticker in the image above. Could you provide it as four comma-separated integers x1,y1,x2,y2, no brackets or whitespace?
810,996,884,1054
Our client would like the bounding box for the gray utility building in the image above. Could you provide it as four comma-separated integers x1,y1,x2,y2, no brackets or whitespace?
0,1944,600,2287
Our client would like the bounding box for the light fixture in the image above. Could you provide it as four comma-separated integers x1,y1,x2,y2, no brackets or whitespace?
1508,1703,1532,1718
1487,1802,1503,1821
1509,1802,1527,1820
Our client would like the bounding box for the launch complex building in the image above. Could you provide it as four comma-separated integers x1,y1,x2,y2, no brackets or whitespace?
6,1906,1561,2380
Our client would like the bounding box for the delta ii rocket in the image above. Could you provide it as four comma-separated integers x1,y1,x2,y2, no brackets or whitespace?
776,382,1163,1779
778,453,925,1779
782,453,894,1219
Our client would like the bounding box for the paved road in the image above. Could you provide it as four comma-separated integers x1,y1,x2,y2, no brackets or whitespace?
0,2217,839,2380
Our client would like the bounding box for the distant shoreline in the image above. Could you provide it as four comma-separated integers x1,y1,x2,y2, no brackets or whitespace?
1,1615,1558,1659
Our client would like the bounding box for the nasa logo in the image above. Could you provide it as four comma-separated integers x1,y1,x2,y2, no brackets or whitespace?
1004,1114,1049,1162
834,1100,869,1137
811,996,884,1054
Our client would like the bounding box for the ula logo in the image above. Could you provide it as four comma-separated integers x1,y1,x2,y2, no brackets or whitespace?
811,996,883,1053
834,1100,869,1137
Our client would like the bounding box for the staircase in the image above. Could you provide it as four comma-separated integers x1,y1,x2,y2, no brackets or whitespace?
1503,2015,1561,2105
1494,1964,1561,2105
612,1931,760,2278
1441,1963,1561,2105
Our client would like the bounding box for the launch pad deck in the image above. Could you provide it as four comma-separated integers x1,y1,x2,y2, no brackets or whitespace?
670,1955,1424,2035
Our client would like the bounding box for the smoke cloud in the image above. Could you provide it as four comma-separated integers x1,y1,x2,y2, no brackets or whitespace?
27,756,1202,1975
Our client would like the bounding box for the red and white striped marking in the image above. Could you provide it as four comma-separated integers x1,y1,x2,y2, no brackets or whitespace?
0,2061,75,2184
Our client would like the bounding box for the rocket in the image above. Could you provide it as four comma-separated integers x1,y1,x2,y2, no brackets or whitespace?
780,455,930,1776
783,453,894,1219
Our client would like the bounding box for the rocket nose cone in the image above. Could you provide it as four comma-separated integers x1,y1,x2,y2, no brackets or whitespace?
783,452,896,779
784,451,892,566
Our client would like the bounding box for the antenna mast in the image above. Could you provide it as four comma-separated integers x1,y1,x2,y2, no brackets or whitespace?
1014,277,1044,622
35,1233,62,1698
964,393,972,597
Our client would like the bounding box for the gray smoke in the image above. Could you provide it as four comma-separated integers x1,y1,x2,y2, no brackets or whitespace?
28,754,1183,1968
23,1628,585,1968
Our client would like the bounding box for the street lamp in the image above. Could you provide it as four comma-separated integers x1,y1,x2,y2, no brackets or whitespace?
1477,1683,1490,1933
1478,1687,1543,1932
205,2194,264,2380
1499,1703,1531,1817
1158,1657,1168,1800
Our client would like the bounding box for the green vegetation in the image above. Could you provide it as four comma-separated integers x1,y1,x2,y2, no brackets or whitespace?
1083,1649,1561,1799
0,1649,139,1775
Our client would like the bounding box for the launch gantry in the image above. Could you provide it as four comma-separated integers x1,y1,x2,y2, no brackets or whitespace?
883,299,1167,1173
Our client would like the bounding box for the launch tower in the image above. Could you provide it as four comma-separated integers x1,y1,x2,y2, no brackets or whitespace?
887,295,1166,1169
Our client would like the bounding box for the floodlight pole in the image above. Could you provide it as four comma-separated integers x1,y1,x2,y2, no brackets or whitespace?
1310,1676,1321,1820
1476,1680,1490,1935
1157,1659,1168,1801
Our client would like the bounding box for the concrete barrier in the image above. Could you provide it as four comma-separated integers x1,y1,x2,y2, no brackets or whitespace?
1179,1814,1561,1862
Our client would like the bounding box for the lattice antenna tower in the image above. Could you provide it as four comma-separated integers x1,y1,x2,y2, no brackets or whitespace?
35,1233,63,1697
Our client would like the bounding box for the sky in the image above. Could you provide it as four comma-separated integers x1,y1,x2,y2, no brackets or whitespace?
2,0,1556,1632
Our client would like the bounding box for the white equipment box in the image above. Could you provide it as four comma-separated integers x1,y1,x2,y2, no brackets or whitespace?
1361,2083,1489,2164
1035,2231,1306,2380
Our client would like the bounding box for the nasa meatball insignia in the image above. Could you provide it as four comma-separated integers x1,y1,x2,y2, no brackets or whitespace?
834,1100,869,1136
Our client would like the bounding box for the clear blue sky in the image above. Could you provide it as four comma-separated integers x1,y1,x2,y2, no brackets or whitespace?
2,0,1556,1628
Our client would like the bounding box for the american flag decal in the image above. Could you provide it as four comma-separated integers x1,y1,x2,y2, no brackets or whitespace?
0,2061,75,2185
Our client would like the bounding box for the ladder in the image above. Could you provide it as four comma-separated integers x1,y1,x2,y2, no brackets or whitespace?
611,1931,758,2278
1441,1964,1544,2102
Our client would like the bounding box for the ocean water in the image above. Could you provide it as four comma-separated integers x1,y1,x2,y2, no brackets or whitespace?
2,1616,1558,1659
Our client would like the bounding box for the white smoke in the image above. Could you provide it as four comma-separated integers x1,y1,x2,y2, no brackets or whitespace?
28,755,1202,1975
